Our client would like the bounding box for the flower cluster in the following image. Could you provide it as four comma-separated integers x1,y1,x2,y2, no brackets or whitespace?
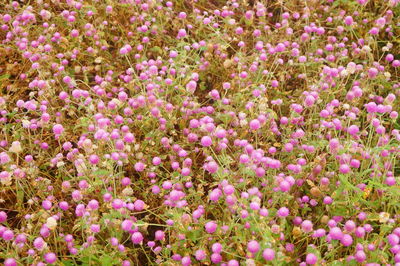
0,0,399,265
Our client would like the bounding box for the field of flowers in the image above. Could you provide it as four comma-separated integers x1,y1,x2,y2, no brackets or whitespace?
0,0,399,265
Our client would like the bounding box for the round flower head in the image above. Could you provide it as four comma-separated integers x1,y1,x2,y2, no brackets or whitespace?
0,211,7,223
249,119,261,130
44,252,57,264
181,256,191,266
211,253,222,264
344,16,353,25
301,220,313,232
347,125,359,135
277,207,290,217
4,258,17,266
341,234,353,246
247,240,260,253
263,248,275,261
52,124,64,135
131,232,143,244
186,80,197,93
195,249,206,261
306,253,317,265
339,164,351,174
329,227,343,240
205,221,217,233
201,136,212,147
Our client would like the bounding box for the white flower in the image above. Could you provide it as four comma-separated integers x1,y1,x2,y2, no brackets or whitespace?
46,217,57,230
379,212,390,223
22,120,31,128
245,259,256,266
122,187,133,196
9,141,22,153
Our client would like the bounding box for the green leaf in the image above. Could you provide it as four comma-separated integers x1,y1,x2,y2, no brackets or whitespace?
330,205,348,216
330,260,349,266
149,46,163,55
217,113,232,125
187,230,201,242
0,73,10,82
100,255,114,266
394,117,400,130
6,111,17,119
62,260,76,266
81,254,100,265
16,187,24,208
94,169,109,176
